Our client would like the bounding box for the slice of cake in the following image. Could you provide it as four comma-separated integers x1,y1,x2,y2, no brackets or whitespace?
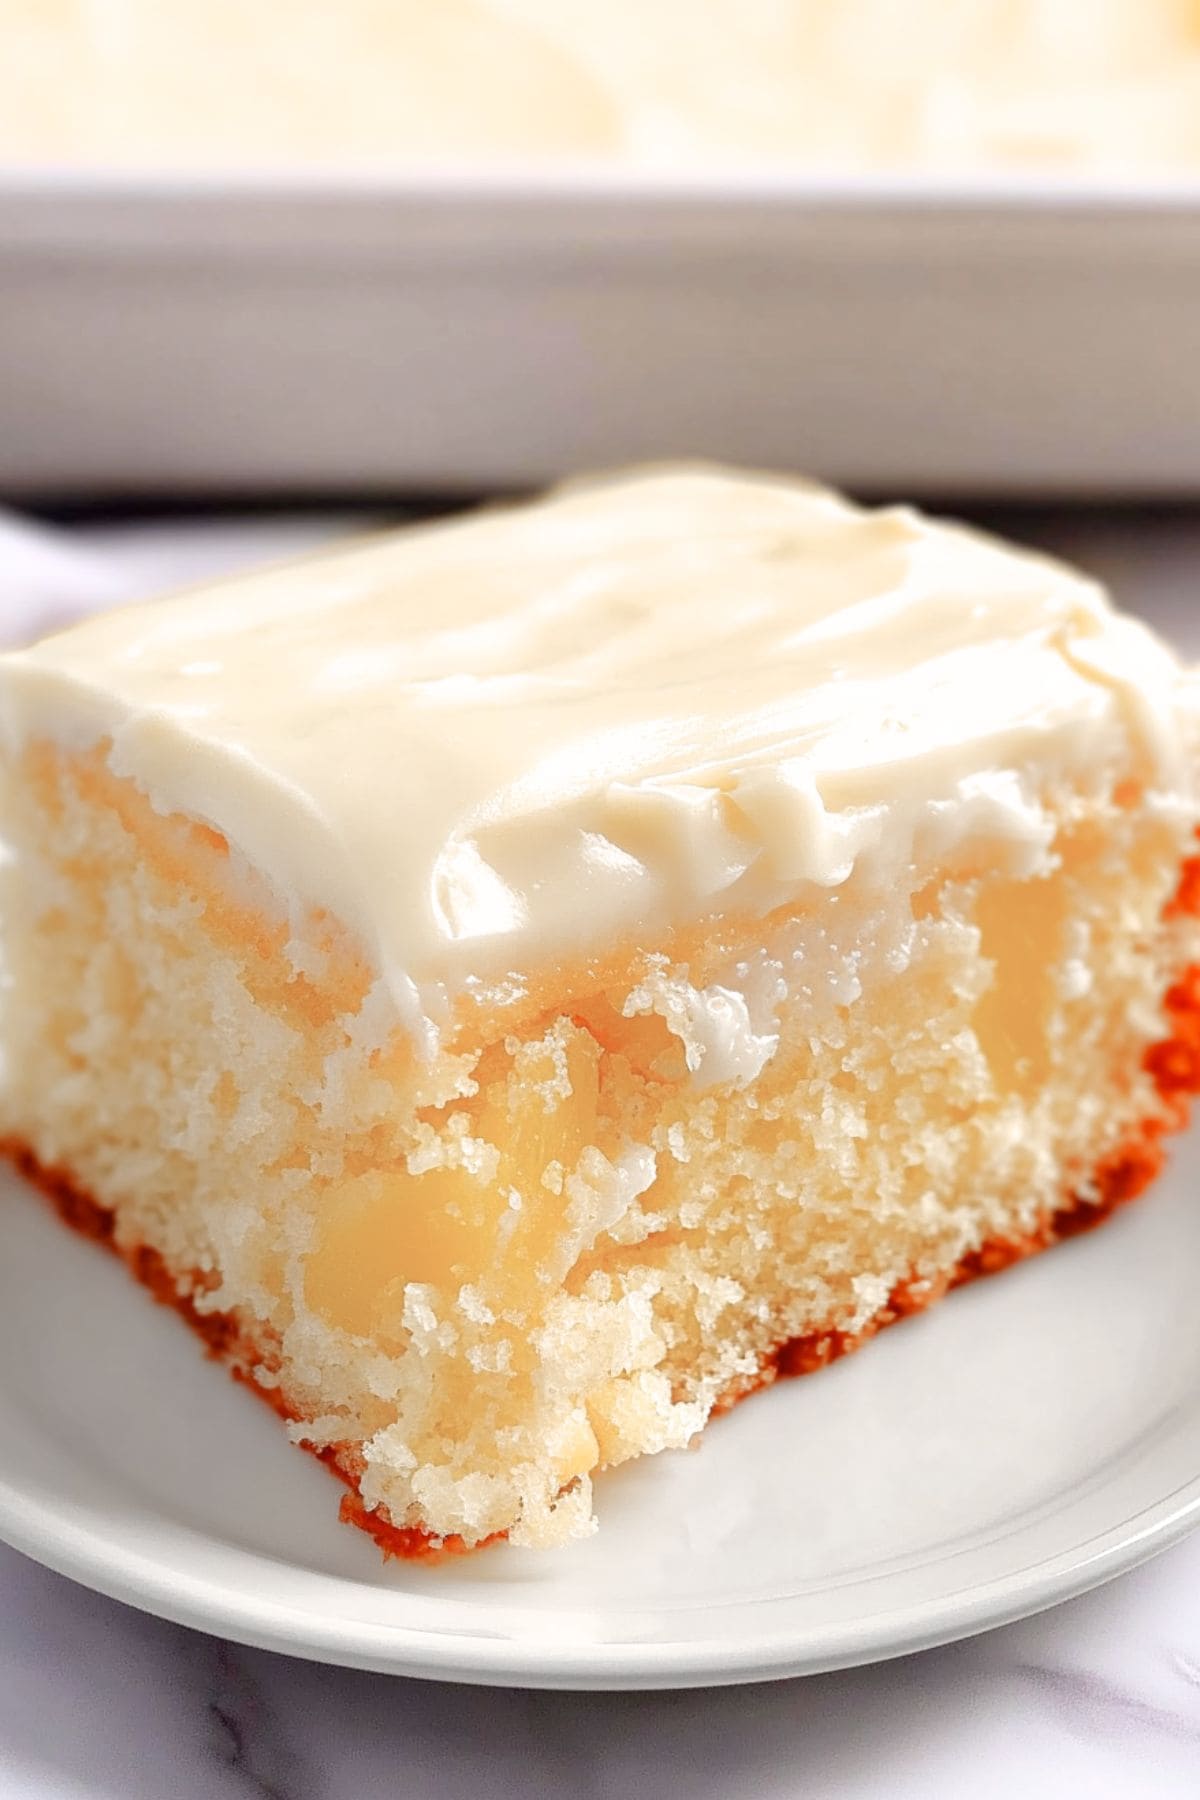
2,467,1198,1556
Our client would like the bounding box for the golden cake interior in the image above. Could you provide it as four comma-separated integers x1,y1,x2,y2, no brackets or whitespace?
3,739,1199,1552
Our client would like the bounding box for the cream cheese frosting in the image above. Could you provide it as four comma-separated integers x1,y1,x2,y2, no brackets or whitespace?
6,0,1200,171
0,467,1192,1044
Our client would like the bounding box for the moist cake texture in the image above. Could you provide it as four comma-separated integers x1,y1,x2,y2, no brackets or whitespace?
1,467,1198,1554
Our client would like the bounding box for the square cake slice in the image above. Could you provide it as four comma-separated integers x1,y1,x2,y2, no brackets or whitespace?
2,467,1199,1555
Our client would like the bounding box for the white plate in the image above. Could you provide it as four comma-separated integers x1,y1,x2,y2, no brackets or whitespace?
4,172,1200,499
1,1131,1199,1691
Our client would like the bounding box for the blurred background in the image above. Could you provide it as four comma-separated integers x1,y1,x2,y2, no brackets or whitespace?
4,0,1200,502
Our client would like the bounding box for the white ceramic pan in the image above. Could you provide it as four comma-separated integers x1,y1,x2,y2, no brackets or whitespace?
3,171,1200,499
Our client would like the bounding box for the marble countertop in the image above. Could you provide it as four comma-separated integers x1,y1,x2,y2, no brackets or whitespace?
9,1526,1200,1798
3,502,1200,1800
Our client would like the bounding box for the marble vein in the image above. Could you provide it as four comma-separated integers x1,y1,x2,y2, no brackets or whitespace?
1012,1659,1200,1746
205,1641,305,1800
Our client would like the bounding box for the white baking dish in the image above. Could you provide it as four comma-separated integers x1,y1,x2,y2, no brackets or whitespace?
3,170,1200,499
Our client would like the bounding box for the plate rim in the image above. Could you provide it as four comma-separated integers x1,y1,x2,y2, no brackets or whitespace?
3,166,1200,206
2,1445,1199,1688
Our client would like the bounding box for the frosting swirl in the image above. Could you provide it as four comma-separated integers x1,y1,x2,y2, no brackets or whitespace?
0,468,1191,1039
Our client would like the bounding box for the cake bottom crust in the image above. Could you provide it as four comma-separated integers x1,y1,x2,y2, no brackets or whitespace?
7,951,1200,1560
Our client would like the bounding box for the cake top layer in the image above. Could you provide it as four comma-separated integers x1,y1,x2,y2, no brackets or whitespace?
0,467,1192,1043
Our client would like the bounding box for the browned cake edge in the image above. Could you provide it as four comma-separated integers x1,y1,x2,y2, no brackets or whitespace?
8,850,1200,1562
